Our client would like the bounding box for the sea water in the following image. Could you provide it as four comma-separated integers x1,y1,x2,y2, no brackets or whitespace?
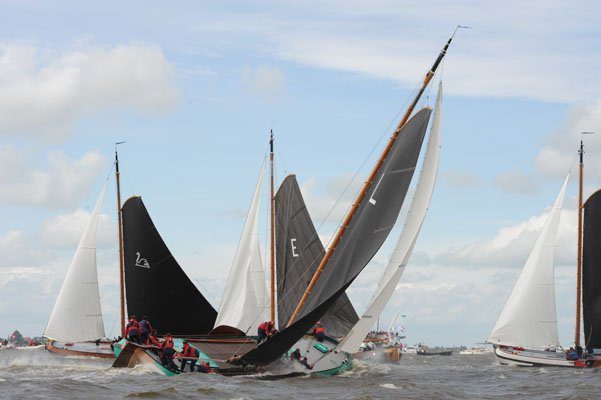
1,347,600,399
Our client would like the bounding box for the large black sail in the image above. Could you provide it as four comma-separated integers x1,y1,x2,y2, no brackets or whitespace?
275,174,359,338
237,107,431,365
583,189,601,348
122,196,217,336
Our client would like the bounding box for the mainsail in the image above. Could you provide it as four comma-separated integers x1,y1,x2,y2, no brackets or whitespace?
122,196,217,336
487,175,569,349
44,182,108,342
236,107,432,365
583,189,601,348
338,82,443,353
214,161,269,333
275,174,359,338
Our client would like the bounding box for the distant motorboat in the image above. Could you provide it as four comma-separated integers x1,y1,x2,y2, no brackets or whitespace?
416,348,452,356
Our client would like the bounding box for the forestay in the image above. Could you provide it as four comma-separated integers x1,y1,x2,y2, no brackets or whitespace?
236,107,431,365
214,160,269,333
487,175,569,349
122,196,217,336
44,182,108,342
275,174,358,338
339,82,443,353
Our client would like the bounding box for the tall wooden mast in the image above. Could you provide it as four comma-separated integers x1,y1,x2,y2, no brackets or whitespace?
269,130,276,323
575,140,583,347
286,33,456,327
115,143,126,337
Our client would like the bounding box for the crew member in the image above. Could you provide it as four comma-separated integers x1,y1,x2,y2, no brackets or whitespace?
125,315,140,343
313,322,325,342
139,316,153,345
179,341,197,372
146,329,161,347
257,321,274,343
198,359,211,373
290,348,302,362
160,333,177,371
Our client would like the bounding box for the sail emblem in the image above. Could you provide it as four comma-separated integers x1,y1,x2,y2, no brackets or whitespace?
368,175,385,205
291,238,299,257
135,252,150,268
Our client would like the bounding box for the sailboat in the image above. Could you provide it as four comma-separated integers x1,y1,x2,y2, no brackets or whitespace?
224,34,454,372
336,81,443,365
44,181,114,358
487,139,601,368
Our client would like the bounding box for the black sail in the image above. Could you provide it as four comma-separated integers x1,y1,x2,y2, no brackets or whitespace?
583,189,601,348
237,107,431,365
275,174,359,338
122,196,217,336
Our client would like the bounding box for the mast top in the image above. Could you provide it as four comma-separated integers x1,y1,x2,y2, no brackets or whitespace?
580,132,596,164
269,130,274,153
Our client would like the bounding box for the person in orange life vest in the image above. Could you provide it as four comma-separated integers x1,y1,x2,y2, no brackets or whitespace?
160,333,177,371
179,341,198,372
257,321,274,343
139,316,153,345
146,329,161,347
126,315,140,343
313,321,325,342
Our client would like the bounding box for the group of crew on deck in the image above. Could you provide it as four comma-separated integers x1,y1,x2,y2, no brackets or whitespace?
124,315,211,373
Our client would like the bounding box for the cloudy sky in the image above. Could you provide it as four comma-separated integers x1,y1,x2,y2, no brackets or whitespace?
1,0,600,346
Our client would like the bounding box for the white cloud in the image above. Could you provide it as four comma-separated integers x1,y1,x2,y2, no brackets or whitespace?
495,170,538,195
243,64,285,100
534,99,601,179
0,42,179,140
0,146,107,208
0,230,56,269
191,0,601,102
442,170,481,188
40,209,115,248
435,201,577,268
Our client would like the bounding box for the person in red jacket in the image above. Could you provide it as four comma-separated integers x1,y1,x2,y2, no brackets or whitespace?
257,321,275,343
146,329,161,347
160,333,177,371
313,321,325,342
125,315,140,344
179,341,198,372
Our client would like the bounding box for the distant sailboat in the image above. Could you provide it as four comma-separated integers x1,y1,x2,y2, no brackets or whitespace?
44,181,114,358
488,139,601,367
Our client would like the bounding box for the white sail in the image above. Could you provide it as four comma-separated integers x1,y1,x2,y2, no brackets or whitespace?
338,82,443,353
214,160,269,333
44,182,108,342
487,175,569,349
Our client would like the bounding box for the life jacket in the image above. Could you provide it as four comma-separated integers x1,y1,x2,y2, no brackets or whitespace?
258,322,269,332
182,345,195,357
315,326,325,335
126,320,139,335
161,338,174,349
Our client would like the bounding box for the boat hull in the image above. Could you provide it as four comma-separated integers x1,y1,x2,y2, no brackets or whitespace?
46,340,114,358
291,334,353,376
353,346,402,364
494,346,601,368
416,349,452,356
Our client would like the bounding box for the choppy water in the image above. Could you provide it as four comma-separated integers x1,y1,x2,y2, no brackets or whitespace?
1,348,601,399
